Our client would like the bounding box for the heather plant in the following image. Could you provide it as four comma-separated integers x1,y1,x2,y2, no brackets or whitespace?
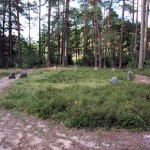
0,68,150,130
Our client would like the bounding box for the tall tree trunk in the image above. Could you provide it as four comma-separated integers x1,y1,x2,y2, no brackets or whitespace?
62,0,70,67
131,0,135,53
9,0,13,67
17,0,22,68
138,0,146,69
143,1,149,60
61,4,65,65
57,0,61,65
39,0,42,64
47,0,51,67
74,18,78,64
119,0,125,68
62,3,66,67
100,7,106,68
93,0,101,68
83,0,88,65
93,0,98,68
104,0,113,68
28,0,31,61
133,0,139,53
2,0,6,68
98,25,101,68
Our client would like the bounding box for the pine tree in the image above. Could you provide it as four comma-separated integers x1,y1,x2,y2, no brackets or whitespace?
138,0,146,69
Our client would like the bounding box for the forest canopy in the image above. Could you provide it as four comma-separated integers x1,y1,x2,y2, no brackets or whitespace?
0,0,150,69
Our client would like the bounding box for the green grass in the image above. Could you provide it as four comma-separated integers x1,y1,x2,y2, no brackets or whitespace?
0,67,150,130
0,69,21,78
0,70,10,78
132,68,150,77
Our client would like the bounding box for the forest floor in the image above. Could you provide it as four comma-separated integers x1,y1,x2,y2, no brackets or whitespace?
0,69,150,150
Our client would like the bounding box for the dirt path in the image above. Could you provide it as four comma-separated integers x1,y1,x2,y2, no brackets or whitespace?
0,71,150,149
134,75,150,84
0,69,33,94
0,75,19,94
0,108,150,150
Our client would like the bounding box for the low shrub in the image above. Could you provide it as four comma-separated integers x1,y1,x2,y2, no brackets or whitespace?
0,68,150,130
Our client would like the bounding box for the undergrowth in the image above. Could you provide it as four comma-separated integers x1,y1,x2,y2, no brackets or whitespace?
0,67,150,130
0,69,21,78
132,68,150,77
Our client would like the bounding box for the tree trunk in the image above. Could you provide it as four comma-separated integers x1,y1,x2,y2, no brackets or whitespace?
143,1,149,60
83,0,88,65
17,0,22,68
74,18,78,64
28,0,31,61
47,0,51,67
119,0,125,68
133,0,139,53
93,0,98,68
9,0,13,67
57,0,61,65
62,0,70,67
131,0,135,53
138,0,146,69
2,1,6,68
39,0,42,64
98,31,102,68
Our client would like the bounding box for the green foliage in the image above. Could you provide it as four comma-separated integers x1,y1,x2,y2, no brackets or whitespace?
0,72,9,78
133,68,150,78
127,53,139,68
0,68,150,130
0,69,21,78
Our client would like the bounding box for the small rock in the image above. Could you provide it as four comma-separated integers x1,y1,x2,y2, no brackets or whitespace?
19,72,27,78
111,68,116,71
94,67,98,70
74,66,77,69
127,71,133,80
110,76,118,84
9,72,16,78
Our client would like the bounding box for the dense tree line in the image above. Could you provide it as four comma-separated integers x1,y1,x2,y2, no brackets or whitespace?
0,0,149,69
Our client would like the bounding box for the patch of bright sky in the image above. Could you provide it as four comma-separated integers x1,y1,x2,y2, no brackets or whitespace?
20,0,145,41
20,0,80,41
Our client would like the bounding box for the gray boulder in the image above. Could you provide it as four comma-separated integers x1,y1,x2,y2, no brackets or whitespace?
19,72,27,78
127,71,133,80
9,72,16,78
110,76,118,84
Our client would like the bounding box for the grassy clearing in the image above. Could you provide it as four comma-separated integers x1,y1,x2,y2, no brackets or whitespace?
0,69,21,78
0,70,10,78
0,67,150,130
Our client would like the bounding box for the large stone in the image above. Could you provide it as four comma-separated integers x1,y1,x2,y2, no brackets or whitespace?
110,76,118,84
19,72,27,78
127,71,133,80
9,72,16,78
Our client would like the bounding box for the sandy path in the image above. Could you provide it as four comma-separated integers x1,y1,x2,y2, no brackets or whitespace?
0,69,33,94
0,108,150,150
0,75,19,94
134,75,150,84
